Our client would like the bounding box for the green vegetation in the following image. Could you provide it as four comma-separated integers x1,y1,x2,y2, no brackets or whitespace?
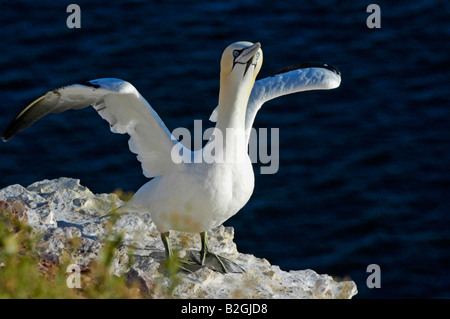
0,202,146,298
113,189,135,202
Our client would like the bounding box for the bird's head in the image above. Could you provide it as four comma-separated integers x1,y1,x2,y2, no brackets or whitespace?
220,41,263,86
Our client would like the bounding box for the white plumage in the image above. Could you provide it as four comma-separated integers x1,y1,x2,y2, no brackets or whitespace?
2,42,341,273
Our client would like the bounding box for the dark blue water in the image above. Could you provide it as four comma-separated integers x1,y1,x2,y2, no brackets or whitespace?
1,1,449,298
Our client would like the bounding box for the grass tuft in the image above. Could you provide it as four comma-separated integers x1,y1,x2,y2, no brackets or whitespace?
0,200,145,298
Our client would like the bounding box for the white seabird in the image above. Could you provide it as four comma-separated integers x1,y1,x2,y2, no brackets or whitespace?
2,41,341,273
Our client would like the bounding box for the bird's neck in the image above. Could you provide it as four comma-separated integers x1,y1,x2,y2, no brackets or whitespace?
212,77,253,162
217,75,253,129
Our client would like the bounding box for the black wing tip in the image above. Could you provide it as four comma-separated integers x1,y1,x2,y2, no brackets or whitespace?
2,119,20,141
80,80,101,89
2,82,98,142
272,62,341,77
2,127,16,142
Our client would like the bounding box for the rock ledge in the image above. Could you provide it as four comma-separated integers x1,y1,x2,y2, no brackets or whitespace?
0,177,357,299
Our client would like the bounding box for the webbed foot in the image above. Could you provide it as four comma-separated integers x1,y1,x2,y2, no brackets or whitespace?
189,249,245,274
160,231,245,275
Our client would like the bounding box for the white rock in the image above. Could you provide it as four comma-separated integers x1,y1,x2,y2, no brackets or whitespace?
0,177,357,299
0,183,57,230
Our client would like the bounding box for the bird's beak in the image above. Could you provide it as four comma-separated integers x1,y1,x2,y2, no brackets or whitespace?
236,42,261,64
236,42,261,77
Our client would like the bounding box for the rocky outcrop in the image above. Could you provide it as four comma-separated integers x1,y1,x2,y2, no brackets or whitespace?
0,177,357,298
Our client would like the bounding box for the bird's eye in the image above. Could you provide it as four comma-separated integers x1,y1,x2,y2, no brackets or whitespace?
233,50,241,58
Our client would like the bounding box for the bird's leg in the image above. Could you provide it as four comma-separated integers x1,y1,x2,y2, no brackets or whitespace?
160,232,201,274
191,231,245,274
199,231,208,265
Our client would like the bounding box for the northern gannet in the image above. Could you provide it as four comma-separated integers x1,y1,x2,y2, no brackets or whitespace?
2,41,341,273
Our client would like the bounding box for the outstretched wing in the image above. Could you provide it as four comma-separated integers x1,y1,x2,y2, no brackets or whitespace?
209,63,341,144
2,78,179,178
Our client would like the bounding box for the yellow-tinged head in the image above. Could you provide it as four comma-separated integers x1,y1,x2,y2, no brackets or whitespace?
220,41,263,84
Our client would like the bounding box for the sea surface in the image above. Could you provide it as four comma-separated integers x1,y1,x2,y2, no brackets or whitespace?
1,0,449,298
